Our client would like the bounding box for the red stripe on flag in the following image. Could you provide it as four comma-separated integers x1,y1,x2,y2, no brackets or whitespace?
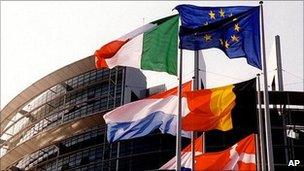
182,89,220,131
95,40,129,69
147,81,192,99
195,134,256,170
195,150,230,170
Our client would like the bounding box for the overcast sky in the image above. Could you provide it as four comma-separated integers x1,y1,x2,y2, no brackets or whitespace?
1,1,303,109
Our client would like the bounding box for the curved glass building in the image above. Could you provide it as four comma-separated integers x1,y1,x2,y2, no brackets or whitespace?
1,55,303,170
0,56,186,171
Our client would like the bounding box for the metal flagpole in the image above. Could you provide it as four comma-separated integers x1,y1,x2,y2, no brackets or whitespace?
259,1,275,170
275,35,284,91
116,142,120,171
257,74,266,170
254,133,261,171
194,50,200,89
176,48,183,171
275,35,289,164
191,50,200,170
190,78,195,171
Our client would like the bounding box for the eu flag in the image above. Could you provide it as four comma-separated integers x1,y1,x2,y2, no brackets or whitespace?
175,5,261,69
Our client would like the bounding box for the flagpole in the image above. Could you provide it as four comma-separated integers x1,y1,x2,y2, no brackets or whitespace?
254,133,261,171
259,1,274,170
275,35,289,164
176,48,183,171
257,74,266,170
191,77,195,171
191,50,199,170
196,51,206,155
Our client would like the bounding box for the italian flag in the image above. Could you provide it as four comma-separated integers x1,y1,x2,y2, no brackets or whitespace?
95,15,179,75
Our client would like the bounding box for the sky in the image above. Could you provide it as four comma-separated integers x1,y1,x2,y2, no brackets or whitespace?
1,1,303,109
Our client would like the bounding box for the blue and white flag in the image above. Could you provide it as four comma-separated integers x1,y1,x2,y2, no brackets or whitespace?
103,83,192,142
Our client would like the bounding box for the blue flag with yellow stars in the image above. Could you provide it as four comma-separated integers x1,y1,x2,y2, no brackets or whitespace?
175,5,261,69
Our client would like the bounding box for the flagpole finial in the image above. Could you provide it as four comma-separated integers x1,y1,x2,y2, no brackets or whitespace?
259,1,263,5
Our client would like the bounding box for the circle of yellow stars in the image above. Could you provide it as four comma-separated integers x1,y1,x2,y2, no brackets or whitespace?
201,8,242,49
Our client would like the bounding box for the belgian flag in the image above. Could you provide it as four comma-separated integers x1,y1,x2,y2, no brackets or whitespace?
182,79,258,150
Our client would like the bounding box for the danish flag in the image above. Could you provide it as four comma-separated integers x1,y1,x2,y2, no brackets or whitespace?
160,134,256,170
195,134,256,170
160,135,203,170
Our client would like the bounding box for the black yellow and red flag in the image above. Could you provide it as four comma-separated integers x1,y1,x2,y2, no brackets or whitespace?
182,78,257,133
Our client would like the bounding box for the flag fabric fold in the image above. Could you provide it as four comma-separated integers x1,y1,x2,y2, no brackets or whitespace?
103,78,256,142
159,135,203,170
103,82,192,142
195,134,256,170
95,15,179,75
175,5,261,69
182,78,257,132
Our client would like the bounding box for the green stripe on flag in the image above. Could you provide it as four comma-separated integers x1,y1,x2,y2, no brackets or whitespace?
141,15,179,75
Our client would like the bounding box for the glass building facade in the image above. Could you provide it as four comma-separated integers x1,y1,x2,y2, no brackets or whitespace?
15,125,181,171
1,65,189,171
1,58,303,170
268,92,304,170
1,67,126,155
